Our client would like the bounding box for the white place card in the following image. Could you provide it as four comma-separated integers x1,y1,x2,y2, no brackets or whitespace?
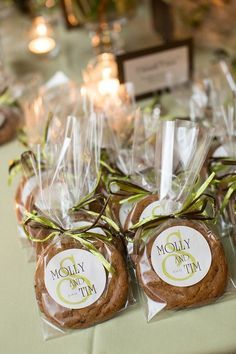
116,39,193,100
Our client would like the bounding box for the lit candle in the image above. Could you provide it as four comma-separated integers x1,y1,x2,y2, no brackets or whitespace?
98,67,120,96
28,17,56,55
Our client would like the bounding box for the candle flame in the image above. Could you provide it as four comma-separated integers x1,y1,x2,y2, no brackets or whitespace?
37,23,48,36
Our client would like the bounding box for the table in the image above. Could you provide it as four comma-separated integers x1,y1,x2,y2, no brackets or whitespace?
1,3,236,354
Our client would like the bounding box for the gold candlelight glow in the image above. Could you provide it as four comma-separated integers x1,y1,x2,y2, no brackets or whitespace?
28,16,56,55
98,67,120,96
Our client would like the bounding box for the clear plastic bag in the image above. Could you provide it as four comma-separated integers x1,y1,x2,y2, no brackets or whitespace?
35,234,134,338
13,114,67,260
125,119,212,231
21,114,136,339
22,74,91,147
105,109,160,231
122,119,236,321
134,218,236,322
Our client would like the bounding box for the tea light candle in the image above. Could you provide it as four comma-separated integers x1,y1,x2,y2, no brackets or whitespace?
98,67,120,96
28,17,56,56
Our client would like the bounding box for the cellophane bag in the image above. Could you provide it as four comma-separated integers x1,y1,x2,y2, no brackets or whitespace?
205,101,236,229
129,119,236,321
21,115,136,340
104,108,160,233
13,113,70,261
13,80,93,258
21,73,90,146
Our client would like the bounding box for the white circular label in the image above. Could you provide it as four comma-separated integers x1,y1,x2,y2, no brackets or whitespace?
119,202,134,228
140,200,180,222
151,225,212,287
213,144,230,158
45,249,107,309
140,201,163,222
73,221,106,236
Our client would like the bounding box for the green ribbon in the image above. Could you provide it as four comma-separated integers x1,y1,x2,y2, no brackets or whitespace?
8,113,53,185
208,157,236,175
71,189,120,234
8,159,22,185
208,158,236,214
23,211,115,274
130,172,216,230
0,87,19,108
108,177,153,204
220,182,236,213
100,160,119,175
71,170,103,211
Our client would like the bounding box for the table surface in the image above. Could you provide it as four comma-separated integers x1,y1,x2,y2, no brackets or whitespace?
1,3,236,354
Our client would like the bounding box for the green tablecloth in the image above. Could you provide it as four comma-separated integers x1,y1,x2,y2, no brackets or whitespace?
1,4,236,354
1,141,236,353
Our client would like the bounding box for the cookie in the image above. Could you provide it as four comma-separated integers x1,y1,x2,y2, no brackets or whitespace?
35,236,129,329
0,106,21,145
136,219,228,309
15,177,27,224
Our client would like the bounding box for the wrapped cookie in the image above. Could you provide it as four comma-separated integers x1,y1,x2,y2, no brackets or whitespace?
21,116,135,338
129,120,236,320
133,174,236,320
19,114,101,256
135,218,228,315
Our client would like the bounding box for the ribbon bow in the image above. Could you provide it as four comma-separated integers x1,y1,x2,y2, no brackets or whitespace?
108,177,153,204
23,211,115,274
130,172,216,230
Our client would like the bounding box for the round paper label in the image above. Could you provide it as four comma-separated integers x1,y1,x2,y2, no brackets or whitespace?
151,225,212,287
119,202,134,228
73,220,106,236
140,200,179,222
140,201,163,221
213,144,229,158
45,249,107,309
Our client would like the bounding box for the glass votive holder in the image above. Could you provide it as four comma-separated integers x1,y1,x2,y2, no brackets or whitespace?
28,16,60,58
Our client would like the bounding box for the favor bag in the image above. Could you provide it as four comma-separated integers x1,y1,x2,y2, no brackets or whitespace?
130,120,236,321
22,115,135,339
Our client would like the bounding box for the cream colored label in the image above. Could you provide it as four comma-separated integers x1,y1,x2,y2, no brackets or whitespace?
119,202,134,228
151,225,212,287
45,249,106,309
213,142,236,158
139,201,163,222
73,221,106,236
140,200,178,222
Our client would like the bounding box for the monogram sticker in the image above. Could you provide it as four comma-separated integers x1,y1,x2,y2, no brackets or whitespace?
45,249,107,309
151,225,212,287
